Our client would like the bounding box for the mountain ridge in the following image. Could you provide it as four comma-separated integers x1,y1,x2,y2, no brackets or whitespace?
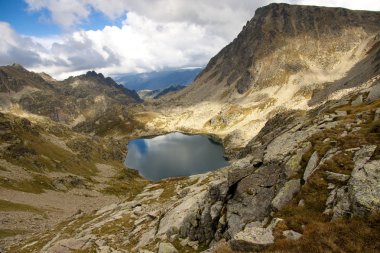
1,3,380,253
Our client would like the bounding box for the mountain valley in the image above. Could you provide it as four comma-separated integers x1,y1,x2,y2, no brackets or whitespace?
0,3,380,253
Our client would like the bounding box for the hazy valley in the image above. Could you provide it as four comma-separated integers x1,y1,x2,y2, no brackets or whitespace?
0,3,380,253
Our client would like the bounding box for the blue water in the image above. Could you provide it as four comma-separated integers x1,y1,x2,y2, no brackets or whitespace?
125,132,229,181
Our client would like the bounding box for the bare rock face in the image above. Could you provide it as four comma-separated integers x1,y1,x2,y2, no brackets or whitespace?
174,3,380,104
349,159,380,216
271,179,301,211
158,242,178,253
230,218,283,251
303,151,319,181
282,230,303,241
226,165,282,238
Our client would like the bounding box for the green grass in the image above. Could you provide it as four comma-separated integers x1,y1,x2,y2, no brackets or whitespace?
101,168,147,197
0,174,55,194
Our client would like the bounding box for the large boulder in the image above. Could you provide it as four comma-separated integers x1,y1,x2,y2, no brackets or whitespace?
284,142,312,179
303,148,339,182
271,179,301,211
303,151,319,181
230,218,283,251
349,160,380,216
352,145,377,171
226,165,281,238
282,230,303,240
158,242,178,253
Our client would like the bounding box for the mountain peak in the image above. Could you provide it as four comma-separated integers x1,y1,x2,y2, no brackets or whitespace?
192,4,380,95
85,70,104,79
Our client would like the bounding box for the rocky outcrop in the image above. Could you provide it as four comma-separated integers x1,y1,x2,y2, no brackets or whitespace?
282,230,303,241
349,159,380,216
230,218,283,251
0,65,141,126
226,165,282,238
271,179,301,211
158,242,178,253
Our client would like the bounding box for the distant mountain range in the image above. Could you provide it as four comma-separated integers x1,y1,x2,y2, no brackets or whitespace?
114,68,202,91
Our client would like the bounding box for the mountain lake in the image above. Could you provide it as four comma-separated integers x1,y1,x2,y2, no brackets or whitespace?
125,132,229,181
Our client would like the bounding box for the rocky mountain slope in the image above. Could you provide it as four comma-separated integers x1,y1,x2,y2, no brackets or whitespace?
1,3,380,253
0,65,140,125
0,66,146,251
146,3,380,149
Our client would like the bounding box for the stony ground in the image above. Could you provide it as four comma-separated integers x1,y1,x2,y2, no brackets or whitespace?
4,75,380,252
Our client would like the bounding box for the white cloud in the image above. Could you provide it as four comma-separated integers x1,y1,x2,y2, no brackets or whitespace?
0,0,379,79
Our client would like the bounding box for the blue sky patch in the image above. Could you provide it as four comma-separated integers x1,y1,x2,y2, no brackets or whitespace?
0,0,124,36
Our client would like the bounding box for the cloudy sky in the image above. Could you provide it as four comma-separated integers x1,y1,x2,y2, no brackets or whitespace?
0,0,379,79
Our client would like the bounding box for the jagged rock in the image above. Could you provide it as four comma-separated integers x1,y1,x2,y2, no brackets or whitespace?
332,186,351,220
298,199,305,207
227,166,255,187
282,230,303,240
349,160,380,216
351,94,363,106
157,179,228,244
303,151,319,181
304,148,339,182
180,238,199,250
136,227,157,249
158,242,178,253
210,201,223,220
230,218,282,250
335,110,347,117
284,142,312,179
157,190,208,238
325,185,352,219
226,165,281,238
325,171,350,182
353,145,377,170
367,83,380,102
271,179,301,211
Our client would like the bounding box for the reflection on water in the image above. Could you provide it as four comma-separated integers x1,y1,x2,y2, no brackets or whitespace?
125,132,229,181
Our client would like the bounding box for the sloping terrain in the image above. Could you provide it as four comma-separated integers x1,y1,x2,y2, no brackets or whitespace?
0,65,140,125
0,3,380,253
143,3,380,149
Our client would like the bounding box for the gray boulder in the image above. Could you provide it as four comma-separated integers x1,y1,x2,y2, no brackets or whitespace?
282,230,303,240
349,160,380,216
285,142,312,179
351,94,363,106
325,171,350,182
226,165,281,238
158,242,178,253
304,148,339,182
271,179,301,211
366,83,380,102
303,151,319,181
332,186,351,220
230,218,283,250
353,145,377,170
